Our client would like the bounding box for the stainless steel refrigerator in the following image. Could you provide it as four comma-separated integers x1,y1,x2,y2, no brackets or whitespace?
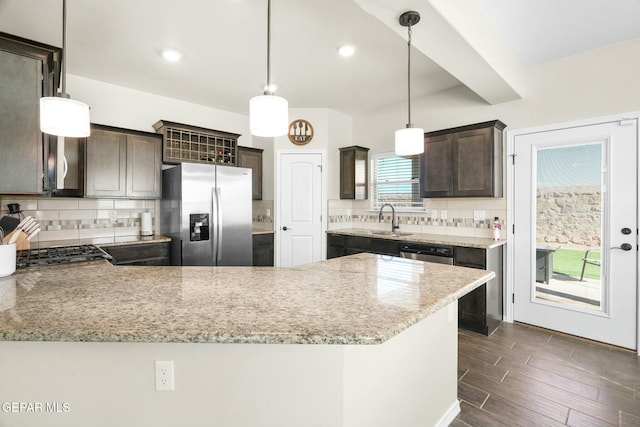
161,163,253,266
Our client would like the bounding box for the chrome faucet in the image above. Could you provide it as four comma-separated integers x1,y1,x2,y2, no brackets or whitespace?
378,204,399,233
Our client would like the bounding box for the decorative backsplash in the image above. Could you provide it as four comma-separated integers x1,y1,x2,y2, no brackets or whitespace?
252,199,274,229
0,197,275,246
327,198,507,239
0,197,157,245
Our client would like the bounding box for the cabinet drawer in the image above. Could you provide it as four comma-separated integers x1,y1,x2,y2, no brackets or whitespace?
253,233,273,246
454,247,486,268
370,238,400,256
103,242,170,264
345,236,371,251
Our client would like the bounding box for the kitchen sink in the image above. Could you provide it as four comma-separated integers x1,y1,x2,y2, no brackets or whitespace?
367,230,413,237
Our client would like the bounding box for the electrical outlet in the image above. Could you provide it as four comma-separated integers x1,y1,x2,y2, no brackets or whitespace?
266,208,271,217
155,360,174,391
440,210,447,220
473,210,485,221
430,210,438,220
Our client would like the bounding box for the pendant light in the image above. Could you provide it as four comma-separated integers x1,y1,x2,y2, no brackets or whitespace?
394,11,423,156
249,0,289,137
39,0,90,138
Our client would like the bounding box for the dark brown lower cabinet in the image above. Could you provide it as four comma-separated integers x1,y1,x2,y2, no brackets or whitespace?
253,233,274,266
101,241,170,266
327,233,504,336
455,246,503,335
327,233,400,258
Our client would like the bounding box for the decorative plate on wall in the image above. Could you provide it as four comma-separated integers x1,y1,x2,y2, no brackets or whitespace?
288,119,314,145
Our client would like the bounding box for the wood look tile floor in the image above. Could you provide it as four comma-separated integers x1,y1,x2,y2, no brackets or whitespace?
451,323,640,427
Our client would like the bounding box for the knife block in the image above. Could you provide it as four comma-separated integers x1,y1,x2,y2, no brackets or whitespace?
2,230,30,250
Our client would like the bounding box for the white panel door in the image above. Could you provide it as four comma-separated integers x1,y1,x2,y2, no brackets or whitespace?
513,118,638,349
279,153,323,267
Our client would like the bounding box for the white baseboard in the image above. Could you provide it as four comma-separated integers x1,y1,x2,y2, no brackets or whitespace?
435,400,461,427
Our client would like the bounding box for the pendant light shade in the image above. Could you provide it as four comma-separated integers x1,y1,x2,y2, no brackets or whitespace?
395,126,424,156
250,94,288,137
40,0,90,138
249,0,288,137
40,97,90,137
394,11,423,156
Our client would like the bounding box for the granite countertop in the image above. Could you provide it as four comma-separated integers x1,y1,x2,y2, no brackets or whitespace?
33,231,271,249
252,228,275,235
327,228,506,249
29,235,171,249
97,234,171,247
0,253,493,345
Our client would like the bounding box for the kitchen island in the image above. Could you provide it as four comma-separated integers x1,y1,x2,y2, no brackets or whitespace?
0,253,494,427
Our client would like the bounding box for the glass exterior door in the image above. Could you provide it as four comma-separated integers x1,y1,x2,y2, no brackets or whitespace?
535,144,602,310
513,119,637,349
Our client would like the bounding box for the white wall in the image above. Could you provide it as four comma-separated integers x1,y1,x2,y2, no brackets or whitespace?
68,77,355,206
268,107,353,209
354,38,640,154
68,75,253,147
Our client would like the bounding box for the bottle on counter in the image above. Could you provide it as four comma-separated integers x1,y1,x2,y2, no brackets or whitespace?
492,217,502,241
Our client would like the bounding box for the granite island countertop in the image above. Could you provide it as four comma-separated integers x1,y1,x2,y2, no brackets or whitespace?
328,228,506,249
0,253,494,345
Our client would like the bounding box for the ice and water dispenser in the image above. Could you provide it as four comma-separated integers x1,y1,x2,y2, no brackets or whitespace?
189,213,209,241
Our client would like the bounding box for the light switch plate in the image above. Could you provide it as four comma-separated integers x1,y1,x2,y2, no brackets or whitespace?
430,210,438,220
473,210,485,221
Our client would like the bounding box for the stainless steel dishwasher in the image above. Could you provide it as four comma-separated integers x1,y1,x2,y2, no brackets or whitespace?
399,243,454,265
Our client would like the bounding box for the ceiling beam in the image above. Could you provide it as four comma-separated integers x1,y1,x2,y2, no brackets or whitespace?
354,0,523,105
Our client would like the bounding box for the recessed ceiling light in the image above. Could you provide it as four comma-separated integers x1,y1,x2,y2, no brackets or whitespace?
161,48,183,62
337,45,356,57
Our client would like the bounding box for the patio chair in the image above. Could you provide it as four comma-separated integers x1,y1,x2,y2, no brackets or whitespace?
580,249,600,281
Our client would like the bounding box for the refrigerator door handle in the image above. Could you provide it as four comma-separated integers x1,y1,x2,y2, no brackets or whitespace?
212,187,222,262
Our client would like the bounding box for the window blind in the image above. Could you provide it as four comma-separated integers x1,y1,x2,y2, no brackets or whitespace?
371,153,422,209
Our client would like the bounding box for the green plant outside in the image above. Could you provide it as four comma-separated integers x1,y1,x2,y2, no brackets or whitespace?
552,248,600,280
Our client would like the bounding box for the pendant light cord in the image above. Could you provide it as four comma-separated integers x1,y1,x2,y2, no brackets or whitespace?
265,0,272,95
406,23,412,128
61,0,67,97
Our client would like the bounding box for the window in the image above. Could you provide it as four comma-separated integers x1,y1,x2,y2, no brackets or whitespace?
371,153,423,210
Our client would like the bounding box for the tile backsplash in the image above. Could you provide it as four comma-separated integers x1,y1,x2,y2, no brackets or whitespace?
252,199,274,230
327,198,507,239
0,197,157,245
0,196,274,246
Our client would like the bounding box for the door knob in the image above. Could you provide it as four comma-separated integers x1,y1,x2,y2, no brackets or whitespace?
282,226,290,231
621,227,632,235
612,243,633,251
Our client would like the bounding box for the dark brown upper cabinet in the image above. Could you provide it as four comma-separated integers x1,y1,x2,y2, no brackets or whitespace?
339,146,369,200
85,124,162,198
237,146,263,200
420,120,506,198
0,32,61,194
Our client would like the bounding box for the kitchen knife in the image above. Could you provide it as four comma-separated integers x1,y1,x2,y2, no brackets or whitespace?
26,227,41,241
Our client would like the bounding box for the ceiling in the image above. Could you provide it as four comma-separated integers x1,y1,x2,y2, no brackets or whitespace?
1,0,639,117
